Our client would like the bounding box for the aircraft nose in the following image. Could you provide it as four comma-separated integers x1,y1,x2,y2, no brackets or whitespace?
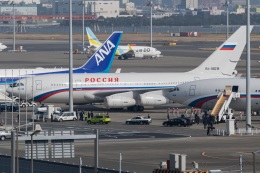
6,86,21,97
6,86,13,95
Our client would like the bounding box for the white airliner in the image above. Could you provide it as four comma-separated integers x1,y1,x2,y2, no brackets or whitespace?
0,43,7,51
86,27,162,59
0,31,122,101
166,78,260,112
8,26,252,111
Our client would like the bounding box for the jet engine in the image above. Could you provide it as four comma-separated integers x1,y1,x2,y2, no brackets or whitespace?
104,96,136,108
138,94,169,106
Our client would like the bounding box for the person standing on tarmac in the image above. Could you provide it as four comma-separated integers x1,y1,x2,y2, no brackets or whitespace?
17,114,20,123
207,125,211,136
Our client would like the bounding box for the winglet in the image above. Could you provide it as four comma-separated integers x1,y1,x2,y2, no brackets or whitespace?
74,31,123,73
86,27,102,48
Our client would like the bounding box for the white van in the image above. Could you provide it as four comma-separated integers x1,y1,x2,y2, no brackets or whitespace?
53,111,77,122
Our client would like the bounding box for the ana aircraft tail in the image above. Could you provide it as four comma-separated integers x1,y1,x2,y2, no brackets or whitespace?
188,26,253,76
86,27,102,48
74,31,122,73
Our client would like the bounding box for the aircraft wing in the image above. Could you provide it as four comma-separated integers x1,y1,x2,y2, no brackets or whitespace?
89,87,174,99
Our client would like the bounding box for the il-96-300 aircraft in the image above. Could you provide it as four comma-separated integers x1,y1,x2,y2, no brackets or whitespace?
0,31,122,102
166,77,260,112
86,27,162,60
166,77,260,122
8,26,252,111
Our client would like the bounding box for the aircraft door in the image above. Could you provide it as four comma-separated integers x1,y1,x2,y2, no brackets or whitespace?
232,86,239,92
35,80,42,90
75,80,82,90
189,85,196,96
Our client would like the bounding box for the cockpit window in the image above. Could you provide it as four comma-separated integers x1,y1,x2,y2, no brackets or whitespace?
9,82,24,88
169,87,179,92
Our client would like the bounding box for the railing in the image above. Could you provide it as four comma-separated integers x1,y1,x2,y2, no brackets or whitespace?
215,128,259,136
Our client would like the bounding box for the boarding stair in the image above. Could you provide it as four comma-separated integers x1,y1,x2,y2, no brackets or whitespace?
211,86,240,122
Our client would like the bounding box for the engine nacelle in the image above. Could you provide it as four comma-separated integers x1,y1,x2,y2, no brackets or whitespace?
139,94,169,106
134,53,144,58
104,96,136,108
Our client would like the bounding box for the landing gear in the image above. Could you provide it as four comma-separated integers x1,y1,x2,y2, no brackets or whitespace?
127,105,144,112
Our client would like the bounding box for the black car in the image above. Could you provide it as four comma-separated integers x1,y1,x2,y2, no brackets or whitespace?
162,118,188,127
179,117,194,126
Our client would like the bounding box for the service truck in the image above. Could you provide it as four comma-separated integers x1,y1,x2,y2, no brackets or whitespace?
31,105,62,121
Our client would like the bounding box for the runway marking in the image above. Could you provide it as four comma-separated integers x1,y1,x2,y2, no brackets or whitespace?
202,152,240,161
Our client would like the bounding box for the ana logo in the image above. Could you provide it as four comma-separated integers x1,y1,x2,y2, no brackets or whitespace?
95,40,115,66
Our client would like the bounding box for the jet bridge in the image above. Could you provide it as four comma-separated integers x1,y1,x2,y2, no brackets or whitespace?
211,85,240,122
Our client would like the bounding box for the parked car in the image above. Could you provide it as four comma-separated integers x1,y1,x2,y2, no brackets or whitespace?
0,130,11,141
125,116,152,125
162,118,188,127
0,130,24,141
53,111,77,122
87,114,111,124
179,116,194,126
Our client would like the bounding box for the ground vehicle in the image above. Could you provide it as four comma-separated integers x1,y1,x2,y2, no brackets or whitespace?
179,116,194,126
0,130,11,141
125,116,152,125
87,114,111,124
0,130,24,140
0,102,19,112
32,105,62,121
53,111,77,122
162,118,188,127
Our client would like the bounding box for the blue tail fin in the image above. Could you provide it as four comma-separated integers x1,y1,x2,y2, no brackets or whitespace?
74,31,122,73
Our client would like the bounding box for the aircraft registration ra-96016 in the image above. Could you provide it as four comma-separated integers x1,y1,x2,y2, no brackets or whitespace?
8,26,252,112
86,27,162,60
0,42,7,51
166,78,260,120
0,31,122,98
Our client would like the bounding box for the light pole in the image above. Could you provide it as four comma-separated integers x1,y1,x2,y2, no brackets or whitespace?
69,0,73,112
11,1,16,51
80,1,85,53
253,152,256,173
30,124,42,173
246,0,251,134
146,1,153,47
16,128,18,173
223,1,229,39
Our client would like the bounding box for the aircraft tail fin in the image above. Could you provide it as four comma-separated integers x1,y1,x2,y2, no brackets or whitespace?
86,27,102,48
128,44,133,51
75,31,122,73
188,26,253,76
